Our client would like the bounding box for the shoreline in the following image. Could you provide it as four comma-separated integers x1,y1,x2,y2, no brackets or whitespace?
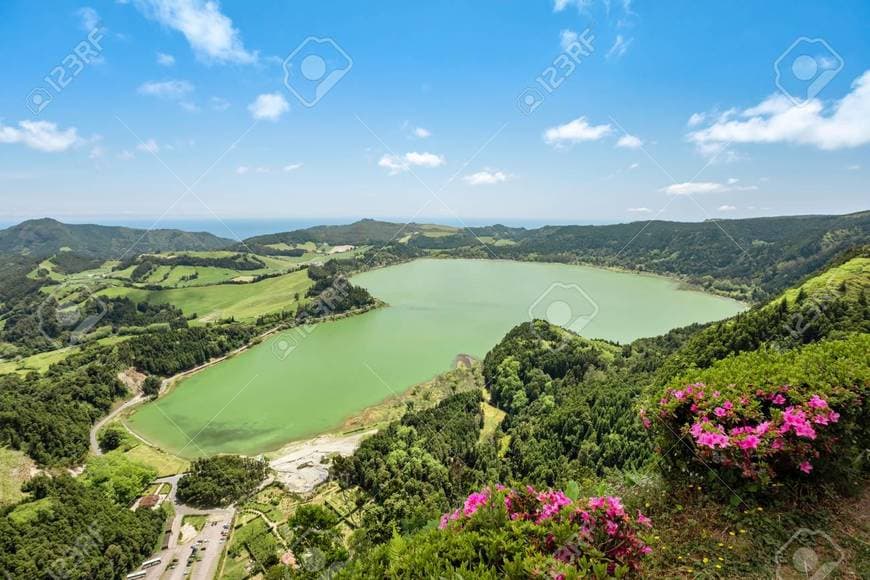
111,256,747,464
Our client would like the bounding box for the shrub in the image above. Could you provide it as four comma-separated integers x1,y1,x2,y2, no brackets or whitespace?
654,384,846,485
437,486,652,577
340,484,654,577
648,335,869,492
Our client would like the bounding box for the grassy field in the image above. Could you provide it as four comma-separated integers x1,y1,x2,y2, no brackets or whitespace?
99,269,313,322
780,256,869,302
479,400,506,442
7,497,54,524
0,346,74,374
0,335,132,375
0,447,35,506
182,514,209,532
121,443,189,476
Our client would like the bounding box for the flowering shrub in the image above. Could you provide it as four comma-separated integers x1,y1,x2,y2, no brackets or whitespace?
649,382,855,486
438,485,653,576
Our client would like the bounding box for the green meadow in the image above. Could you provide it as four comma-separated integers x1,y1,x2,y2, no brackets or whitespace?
98,268,313,322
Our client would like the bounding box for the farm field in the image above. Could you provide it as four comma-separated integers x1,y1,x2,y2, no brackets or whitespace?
98,268,313,322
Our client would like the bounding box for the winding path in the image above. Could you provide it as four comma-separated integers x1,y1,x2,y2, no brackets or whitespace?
89,393,145,455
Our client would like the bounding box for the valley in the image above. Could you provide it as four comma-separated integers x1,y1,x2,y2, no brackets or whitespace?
0,215,866,580
126,258,745,457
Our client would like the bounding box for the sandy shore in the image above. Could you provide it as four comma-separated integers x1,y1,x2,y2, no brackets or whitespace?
268,430,375,494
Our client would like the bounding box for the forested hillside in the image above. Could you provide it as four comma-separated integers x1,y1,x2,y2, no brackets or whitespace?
328,251,869,578
0,218,232,259
260,212,869,300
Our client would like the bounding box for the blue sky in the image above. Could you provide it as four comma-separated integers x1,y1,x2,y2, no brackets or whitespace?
0,0,867,226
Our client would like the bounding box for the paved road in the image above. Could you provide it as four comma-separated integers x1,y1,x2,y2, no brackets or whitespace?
89,394,144,455
130,475,235,580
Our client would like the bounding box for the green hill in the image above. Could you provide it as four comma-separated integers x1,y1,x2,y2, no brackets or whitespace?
330,252,869,578
244,218,459,246
0,218,233,259
248,212,870,300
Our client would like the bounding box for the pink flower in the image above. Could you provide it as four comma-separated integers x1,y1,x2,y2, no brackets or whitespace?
463,491,489,516
605,520,619,536
722,401,733,411
714,406,727,417
606,496,625,517
736,435,760,450
799,461,813,474
808,395,828,409
755,421,771,435
636,511,652,528
697,432,730,449
772,394,786,405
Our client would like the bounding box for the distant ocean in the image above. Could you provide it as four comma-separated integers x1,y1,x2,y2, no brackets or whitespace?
0,217,620,240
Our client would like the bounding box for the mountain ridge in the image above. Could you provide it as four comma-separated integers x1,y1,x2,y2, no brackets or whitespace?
0,218,235,259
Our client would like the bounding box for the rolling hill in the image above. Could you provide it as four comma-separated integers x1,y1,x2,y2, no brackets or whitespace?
0,218,234,259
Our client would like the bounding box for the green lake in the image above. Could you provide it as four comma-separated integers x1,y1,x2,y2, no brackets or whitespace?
126,259,746,457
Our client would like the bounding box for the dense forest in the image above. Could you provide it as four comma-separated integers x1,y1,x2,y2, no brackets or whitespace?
176,455,269,508
0,475,165,579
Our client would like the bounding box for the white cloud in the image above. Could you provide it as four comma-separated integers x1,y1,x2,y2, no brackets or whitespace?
136,139,160,154
404,151,445,167
846,164,861,171
688,70,870,153
283,163,303,172
616,134,642,149
248,93,289,121
179,101,199,112
137,79,193,99
463,170,510,186
378,152,446,175
717,204,737,212
544,117,612,146
235,165,249,175
156,52,175,66
627,207,652,213
628,162,640,169
727,177,739,185
560,29,578,52
0,120,81,152
687,112,706,127
132,0,256,64
662,180,758,195
606,34,633,59
209,96,230,111
77,7,101,31
413,127,431,138
662,181,726,195
117,149,135,160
